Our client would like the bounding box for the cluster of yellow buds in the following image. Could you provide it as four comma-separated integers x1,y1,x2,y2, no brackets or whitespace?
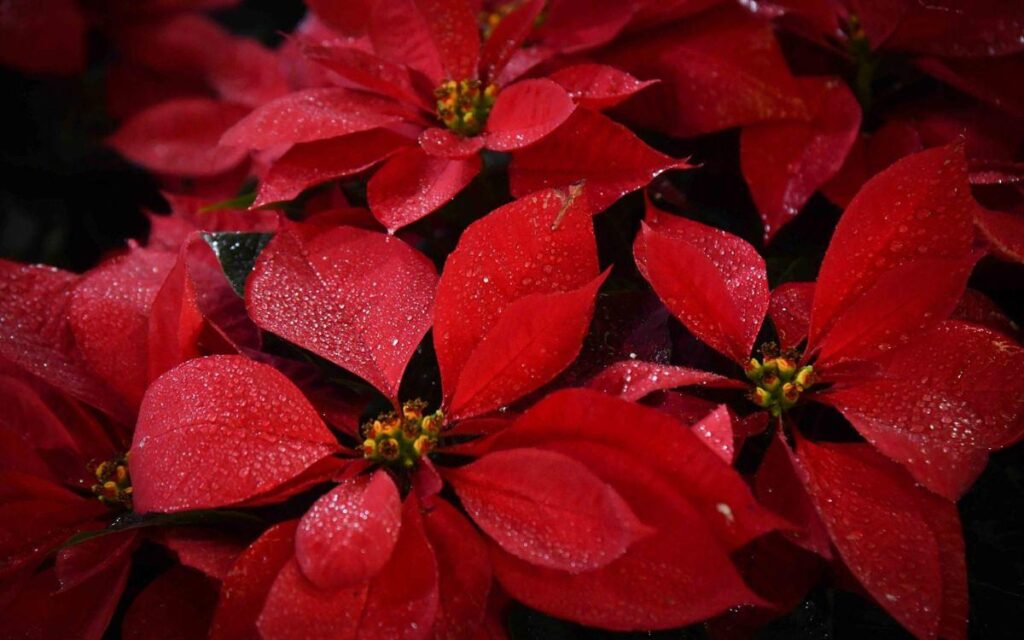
435,79,498,137
90,454,132,509
745,353,815,417
362,400,444,469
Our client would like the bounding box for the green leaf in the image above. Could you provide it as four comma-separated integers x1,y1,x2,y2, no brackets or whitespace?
60,509,264,549
203,231,273,296
199,191,257,212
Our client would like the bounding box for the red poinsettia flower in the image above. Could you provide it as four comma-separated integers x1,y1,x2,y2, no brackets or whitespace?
219,0,686,229
587,144,1024,639
128,185,785,637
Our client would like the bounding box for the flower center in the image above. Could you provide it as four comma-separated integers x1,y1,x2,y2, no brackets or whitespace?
435,79,497,137
745,350,815,417
362,400,444,469
90,454,132,509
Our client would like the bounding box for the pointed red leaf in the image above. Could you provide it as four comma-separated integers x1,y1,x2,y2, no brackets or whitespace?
368,147,481,231
154,529,246,582
0,261,129,422
448,272,607,419
368,0,445,83
484,79,576,151
691,405,736,463
122,566,218,640
110,99,249,177
258,498,438,640
768,282,814,351
254,129,410,206
819,321,1024,499
809,144,978,350
796,440,967,640
493,389,787,550
585,361,738,402
952,289,1019,338
822,120,925,208
422,500,492,639
70,248,177,409
413,0,480,79
741,76,861,240
754,433,831,558
488,440,760,630
434,186,598,409
220,88,405,150
976,208,1024,263
448,447,649,572
479,0,545,82
418,127,486,158
146,246,205,382
295,472,402,590
635,208,768,364
548,63,658,109
130,356,340,512
509,108,689,211
888,0,1024,59
210,521,298,640
539,0,634,53
598,5,807,136
301,42,430,110
246,224,437,399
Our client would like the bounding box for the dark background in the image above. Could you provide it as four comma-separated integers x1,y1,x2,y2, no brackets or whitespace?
0,1,1021,638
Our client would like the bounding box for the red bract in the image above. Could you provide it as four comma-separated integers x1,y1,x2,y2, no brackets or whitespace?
589,144,1024,639
128,185,784,636
220,0,685,227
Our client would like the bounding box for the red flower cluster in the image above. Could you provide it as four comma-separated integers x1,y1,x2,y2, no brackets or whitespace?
1,0,1023,639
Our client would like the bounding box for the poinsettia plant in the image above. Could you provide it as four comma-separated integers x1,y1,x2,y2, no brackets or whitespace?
1,0,1023,639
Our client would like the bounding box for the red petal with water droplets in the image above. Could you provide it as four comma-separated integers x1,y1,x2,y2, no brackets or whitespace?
368,147,481,231
952,289,1019,338
70,248,177,409
809,144,978,349
146,246,205,382
635,208,768,364
486,440,760,630
796,439,967,640
0,261,129,422
448,272,607,419
413,0,480,79
509,108,689,211
447,447,648,572
585,361,738,402
598,5,807,137
492,389,787,550
419,127,486,158
819,321,1024,499
768,282,814,352
301,42,430,110
434,186,598,409
0,0,85,75
122,566,218,640
976,208,1024,263
154,528,246,582
257,498,438,640
295,472,402,590
485,79,576,151
247,223,437,399
549,63,658,109
540,0,634,53
814,256,977,370
691,405,736,463
478,0,545,82
754,433,831,558
741,76,861,240
110,99,249,177
254,129,410,206
210,521,298,640
915,54,1024,119
368,0,445,83
423,500,492,638
822,120,925,208
130,356,340,512
887,0,1024,58
56,531,137,593
220,88,405,151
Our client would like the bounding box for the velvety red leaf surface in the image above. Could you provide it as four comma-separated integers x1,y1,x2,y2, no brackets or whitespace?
434,186,598,412
509,108,689,211
479,0,545,82
56,531,137,593
412,0,480,80
767,281,814,351
130,356,340,512
154,528,247,582
368,0,445,83
741,76,861,240
808,144,978,352
448,447,648,572
418,127,486,158
254,129,409,207
976,208,1024,263
796,439,967,640
886,0,1024,59
485,79,576,151
819,321,1024,499
220,88,406,150
295,472,402,589
246,223,438,399
691,405,736,463
585,361,738,402
367,148,482,231
301,42,429,110
549,63,658,109
109,99,250,177
121,566,219,640
635,206,769,364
